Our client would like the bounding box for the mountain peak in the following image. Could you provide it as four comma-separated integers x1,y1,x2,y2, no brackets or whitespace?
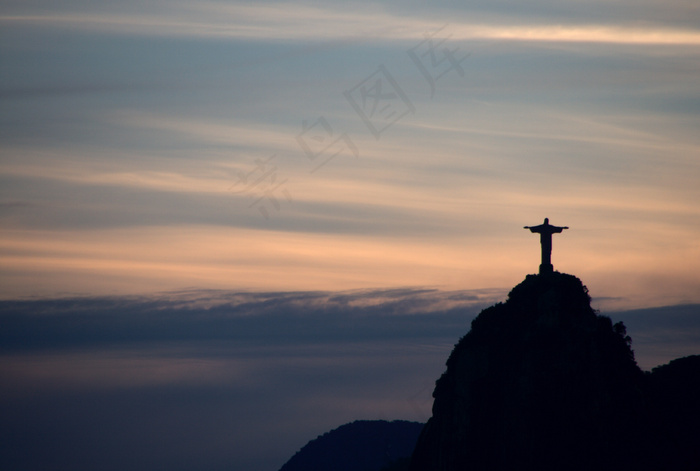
411,272,646,471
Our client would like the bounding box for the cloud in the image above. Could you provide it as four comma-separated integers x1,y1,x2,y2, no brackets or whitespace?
1,289,696,362
0,288,488,469
0,288,502,353
1,0,698,310
2,2,700,44
0,291,698,470
0,224,529,299
0,350,245,390
451,24,700,45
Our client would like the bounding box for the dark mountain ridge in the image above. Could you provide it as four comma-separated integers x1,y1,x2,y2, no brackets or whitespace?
410,272,700,471
279,420,423,471
275,272,699,471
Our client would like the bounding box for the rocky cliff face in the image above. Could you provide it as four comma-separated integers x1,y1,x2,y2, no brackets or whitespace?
410,272,647,471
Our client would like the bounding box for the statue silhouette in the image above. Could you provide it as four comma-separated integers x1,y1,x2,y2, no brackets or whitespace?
524,218,568,274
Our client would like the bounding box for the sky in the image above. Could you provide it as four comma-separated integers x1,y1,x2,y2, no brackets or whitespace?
1,1,699,470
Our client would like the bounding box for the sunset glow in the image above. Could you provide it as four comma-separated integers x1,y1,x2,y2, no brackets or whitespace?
1,2,699,470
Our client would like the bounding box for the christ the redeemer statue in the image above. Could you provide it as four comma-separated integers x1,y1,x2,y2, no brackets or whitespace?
524,218,568,275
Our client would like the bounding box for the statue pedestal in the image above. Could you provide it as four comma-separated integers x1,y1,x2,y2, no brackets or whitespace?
539,263,554,275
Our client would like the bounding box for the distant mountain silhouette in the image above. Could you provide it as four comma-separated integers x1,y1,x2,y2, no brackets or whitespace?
279,420,423,471
410,272,700,471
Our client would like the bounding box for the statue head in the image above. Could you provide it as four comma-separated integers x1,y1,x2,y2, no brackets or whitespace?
544,218,549,224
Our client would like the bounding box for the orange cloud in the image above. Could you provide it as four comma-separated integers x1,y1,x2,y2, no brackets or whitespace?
1,223,698,310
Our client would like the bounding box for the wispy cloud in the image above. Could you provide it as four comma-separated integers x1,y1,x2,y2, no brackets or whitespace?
1,1,698,308
0,288,503,353
3,2,700,44
2,288,697,359
451,24,700,45
0,226,515,297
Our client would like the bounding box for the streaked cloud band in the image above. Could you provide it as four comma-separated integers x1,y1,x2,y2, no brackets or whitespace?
3,3,700,45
